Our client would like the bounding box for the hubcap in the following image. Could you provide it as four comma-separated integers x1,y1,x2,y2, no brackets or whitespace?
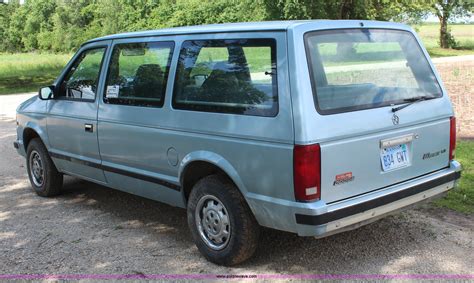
29,150,44,187
195,195,230,250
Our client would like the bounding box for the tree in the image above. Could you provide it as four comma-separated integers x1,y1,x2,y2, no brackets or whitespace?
0,0,444,53
0,0,21,51
147,0,266,29
21,0,57,51
432,0,472,48
4,0,26,52
261,0,428,23
49,0,97,52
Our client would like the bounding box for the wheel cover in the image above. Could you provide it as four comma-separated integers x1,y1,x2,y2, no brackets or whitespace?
29,150,44,187
195,195,231,250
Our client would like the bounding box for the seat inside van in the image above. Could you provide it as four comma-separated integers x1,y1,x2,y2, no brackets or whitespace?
200,61,249,100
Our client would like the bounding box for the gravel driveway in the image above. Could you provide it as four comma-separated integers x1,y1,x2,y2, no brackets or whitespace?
0,94,473,276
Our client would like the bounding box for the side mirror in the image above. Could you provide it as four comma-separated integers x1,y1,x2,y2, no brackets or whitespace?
39,86,55,100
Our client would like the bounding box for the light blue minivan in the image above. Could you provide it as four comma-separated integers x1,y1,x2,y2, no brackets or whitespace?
14,20,461,265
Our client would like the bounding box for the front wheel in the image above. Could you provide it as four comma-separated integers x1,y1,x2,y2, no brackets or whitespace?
26,138,63,197
187,175,260,266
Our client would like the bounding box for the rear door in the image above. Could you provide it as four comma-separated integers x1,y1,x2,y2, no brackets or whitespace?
47,41,110,182
298,27,453,203
320,118,451,203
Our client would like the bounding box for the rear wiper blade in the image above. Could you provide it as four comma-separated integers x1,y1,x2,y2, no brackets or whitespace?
391,96,433,113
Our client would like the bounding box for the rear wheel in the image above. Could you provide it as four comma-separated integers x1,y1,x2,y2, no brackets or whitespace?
187,174,260,266
26,138,63,197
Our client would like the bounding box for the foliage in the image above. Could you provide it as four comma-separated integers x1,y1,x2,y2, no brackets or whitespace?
0,0,437,53
444,28,459,49
0,0,471,52
262,0,430,23
0,0,269,52
0,0,22,51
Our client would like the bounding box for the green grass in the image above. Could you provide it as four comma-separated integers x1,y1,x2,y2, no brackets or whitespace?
435,141,474,214
415,23,474,57
0,53,72,95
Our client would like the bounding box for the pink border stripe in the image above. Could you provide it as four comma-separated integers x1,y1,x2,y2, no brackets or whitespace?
0,274,217,280
0,274,473,280
259,274,474,280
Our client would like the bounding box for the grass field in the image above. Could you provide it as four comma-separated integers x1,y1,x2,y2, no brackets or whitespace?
435,141,474,214
0,53,72,95
415,23,474,57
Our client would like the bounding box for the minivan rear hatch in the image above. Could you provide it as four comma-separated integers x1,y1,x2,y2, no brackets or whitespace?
304,28,452,203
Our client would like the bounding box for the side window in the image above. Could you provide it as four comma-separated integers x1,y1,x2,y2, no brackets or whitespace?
58,48,106,101
172,39,278,117
104,41,174,107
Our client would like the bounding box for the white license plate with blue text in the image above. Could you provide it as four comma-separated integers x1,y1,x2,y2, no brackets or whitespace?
380,143,410,171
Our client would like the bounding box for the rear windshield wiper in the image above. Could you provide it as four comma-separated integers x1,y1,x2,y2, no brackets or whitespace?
391,96,434,113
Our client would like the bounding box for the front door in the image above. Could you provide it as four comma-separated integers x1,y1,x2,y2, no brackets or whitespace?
47,42,109,183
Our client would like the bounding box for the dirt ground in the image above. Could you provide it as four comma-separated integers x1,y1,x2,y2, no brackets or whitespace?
0,57,473,277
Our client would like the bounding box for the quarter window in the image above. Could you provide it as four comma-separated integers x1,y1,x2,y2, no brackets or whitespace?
173,39,278,117
58,48,106,101
104,41,174,107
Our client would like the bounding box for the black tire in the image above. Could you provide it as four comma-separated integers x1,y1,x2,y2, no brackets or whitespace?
26,138,63,197
187,174,260,266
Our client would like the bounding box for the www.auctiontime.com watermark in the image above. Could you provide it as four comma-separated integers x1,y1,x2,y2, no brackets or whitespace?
0,274,473,280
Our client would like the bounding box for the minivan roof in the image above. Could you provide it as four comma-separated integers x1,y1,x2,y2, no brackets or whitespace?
84,20,411,45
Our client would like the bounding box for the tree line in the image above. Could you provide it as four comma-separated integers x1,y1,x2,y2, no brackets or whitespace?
0,0,471,53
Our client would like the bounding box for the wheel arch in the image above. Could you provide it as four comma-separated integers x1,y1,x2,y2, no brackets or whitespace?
178,151,250,203
22,122,49,152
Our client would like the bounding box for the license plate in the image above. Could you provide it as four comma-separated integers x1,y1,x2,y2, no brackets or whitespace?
380,143,410,171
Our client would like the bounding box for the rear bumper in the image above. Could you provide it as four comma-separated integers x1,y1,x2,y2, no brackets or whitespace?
296,170,460,226
247,160,461,237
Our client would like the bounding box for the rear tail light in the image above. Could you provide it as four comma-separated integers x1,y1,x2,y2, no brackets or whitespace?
449,117,456,160
293,144,321,202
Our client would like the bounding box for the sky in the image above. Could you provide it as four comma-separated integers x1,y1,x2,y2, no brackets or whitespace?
425,13,474,23
2,0,24,3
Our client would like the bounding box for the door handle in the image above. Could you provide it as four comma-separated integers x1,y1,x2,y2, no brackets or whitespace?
85,123,93,133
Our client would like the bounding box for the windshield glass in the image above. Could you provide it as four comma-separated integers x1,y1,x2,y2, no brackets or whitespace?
305,29,442,114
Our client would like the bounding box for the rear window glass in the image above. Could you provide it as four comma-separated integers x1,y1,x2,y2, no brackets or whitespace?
172,39,278,117
305,29,442,114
